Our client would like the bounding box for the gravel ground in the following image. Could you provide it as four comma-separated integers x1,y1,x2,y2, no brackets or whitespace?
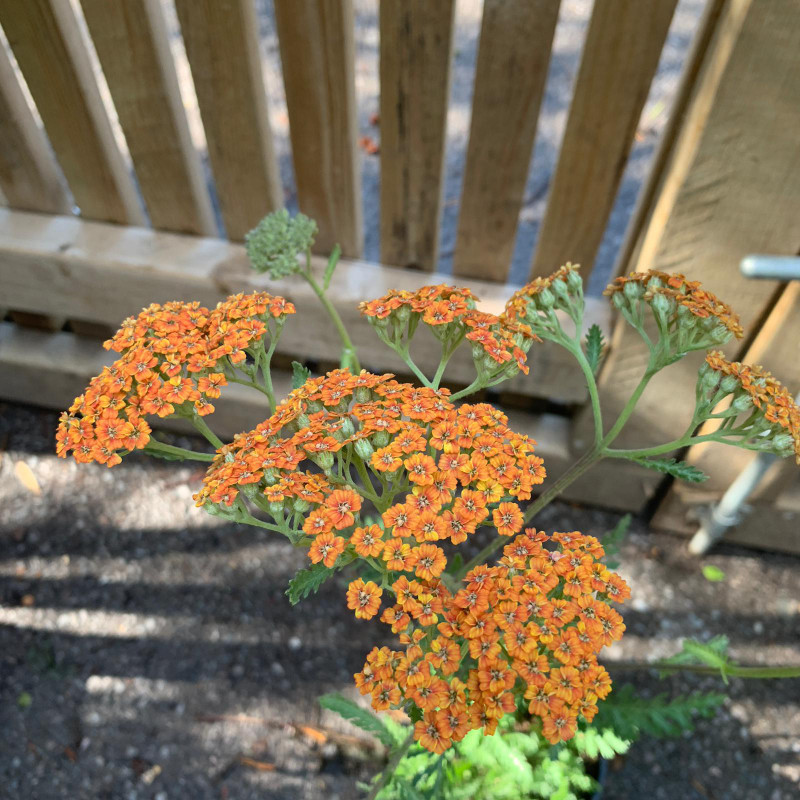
1,401,799,800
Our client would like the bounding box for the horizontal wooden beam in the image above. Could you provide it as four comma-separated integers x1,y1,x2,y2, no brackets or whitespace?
0,209,610,404
0,321,648,513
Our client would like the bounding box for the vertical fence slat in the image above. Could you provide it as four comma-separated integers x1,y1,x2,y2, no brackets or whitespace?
585,0,800,462
273,0,362,257
80,0,215,236
379,0,454,271
452,0,560,282
0,0,144,225
0,41,70,214
174,0,281,241
529,0,678,282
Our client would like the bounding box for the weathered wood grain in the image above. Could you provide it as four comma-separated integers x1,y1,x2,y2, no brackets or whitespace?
0,0,144,224
80,0,215,235
453,0,559,282
174,0,282,240
273,0,362,257
379,0,454,271
529,0,677,283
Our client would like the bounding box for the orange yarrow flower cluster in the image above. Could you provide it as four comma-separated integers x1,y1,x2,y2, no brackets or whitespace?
56,292,295,466
359,284,535,376
505,263,582,323
356,529,628,753
604,270,743,340
704,351,800,464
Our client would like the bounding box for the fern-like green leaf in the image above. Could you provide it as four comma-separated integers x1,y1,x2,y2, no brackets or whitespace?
584,324,606,375
285,563,333,605
594,684,725,739
601,513,631,569
630,457,709,483
318,693,397,750
291,360,311,390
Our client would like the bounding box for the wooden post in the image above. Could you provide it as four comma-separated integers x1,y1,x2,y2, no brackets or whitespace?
0,0,144,224
452,0,560,282
174,0,282,240
379,0,454,272
80,0,216,235
0,40,70,214
274,0,362,257
529,0,678,284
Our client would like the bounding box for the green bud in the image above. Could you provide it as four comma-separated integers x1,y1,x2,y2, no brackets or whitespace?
263,468,280,485
552,279,570,302
731,393,754,413
245,209,317,279
611,292,627,311
623,281,644,301
269,500,285,516
567,269,583,293
720,375,739,393
771,433,794,456
339,418,356,438
355,438,374,461
651,292,673,317
396,305,411,324
355,387,371,404
293,498,311,514
373,431,389,448
537,288,556,309
313,451,335,471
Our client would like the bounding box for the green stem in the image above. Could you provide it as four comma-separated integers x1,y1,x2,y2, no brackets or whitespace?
226,374,274,400
606,432,725,459
602,366,656,444
450,378,484,402
397,346,433,388
367,729,416,800
143,440,215,462
304,255,361,372
607,660,800,680
189,413,224,449
566,338,603,446
431,333,465,390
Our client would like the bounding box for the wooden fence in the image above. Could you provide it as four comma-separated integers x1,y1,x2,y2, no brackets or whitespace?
0,0,798,551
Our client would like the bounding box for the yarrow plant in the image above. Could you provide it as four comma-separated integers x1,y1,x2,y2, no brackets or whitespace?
57,212,800,797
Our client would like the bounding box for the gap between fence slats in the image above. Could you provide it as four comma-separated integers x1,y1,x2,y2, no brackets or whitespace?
0,0,144,225
529,0,678,284
582,0,800,462
273,0,362,258
452,0,560,282
173,0,281,241
0,40,70,214
79,0,215,236
379,0,454,271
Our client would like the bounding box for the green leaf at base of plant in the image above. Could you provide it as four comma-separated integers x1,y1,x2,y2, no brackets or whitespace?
318,692,398,749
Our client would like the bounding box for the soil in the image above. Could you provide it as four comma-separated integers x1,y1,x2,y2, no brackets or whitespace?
1,401,798,800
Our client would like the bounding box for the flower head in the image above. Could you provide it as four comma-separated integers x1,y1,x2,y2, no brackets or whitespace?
56,292,294,466
245,209,317,279
604,270,742,356
699,352,800,463
355,528,628,752
360,284,536,379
